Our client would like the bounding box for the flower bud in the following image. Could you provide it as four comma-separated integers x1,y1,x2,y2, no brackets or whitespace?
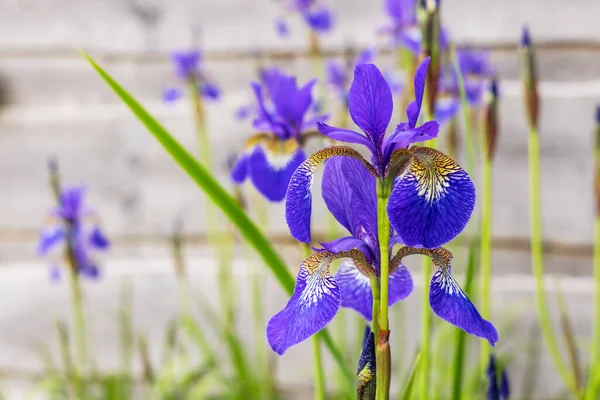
481,79,499,161
520,26,539,131
356,326,376,400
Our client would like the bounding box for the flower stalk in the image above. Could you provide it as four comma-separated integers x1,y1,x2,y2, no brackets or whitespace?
521,27,577,397
376,179,392,400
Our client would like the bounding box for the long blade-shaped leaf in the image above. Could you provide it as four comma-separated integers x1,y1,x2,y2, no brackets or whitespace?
82,52,353,387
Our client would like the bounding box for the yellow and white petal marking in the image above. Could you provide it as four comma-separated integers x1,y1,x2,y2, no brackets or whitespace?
286,146,378,243
388,149,476,249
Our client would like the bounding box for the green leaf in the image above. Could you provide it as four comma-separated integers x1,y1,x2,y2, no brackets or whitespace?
81,52,353,387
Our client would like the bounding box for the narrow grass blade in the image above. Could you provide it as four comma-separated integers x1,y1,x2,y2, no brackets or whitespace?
401,350,421,400
82,52,353,387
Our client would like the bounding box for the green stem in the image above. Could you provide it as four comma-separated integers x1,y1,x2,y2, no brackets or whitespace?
376,180,391,400
586,217,600,400
480,153,493,369
312,337,326,400
418,258,430,400
371,275,380,344
68,267,86,371
529,127,577,396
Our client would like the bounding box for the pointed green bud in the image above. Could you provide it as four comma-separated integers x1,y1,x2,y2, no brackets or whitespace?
356,326,376,400
520,26,539,131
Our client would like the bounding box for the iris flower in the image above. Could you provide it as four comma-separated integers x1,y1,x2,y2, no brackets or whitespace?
231,69,328,201
436,49,495,124
37,186,110,280
162,50,220,103
267,58,497,355
275,0,334,37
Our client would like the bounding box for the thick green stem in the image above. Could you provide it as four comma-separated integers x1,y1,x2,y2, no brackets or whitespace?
529,128,577,396
480,153,493,369
376,180,391,400
68,266,86,371
418,258,430,400
586,217,600,400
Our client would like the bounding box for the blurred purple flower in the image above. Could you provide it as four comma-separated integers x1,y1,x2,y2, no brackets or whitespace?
326,46,380,102
276,0,334,36
231,68,328,202
435,49,495,124
38,186,110,281
163,49,221,103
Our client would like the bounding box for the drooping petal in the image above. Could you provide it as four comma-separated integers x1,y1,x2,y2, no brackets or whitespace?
266,252,341,355
435,96,460,125
37,226,65,255
335,262,373,320
231,154,249,184
162,86,183,103
322,157,354,232
200,82,220,100
89,226,110,250
429,266,498,346
48,265,61,282
388,263,414,304
387,147,475,249
406,57,430,128
249,144,305,202
335,261,412,321
348,64,393,146
317,122,375,153
286,146,377,243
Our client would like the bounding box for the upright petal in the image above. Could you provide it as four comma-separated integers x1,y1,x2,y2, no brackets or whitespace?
335,261,412,321
249,144,305,202
387,147,475,249
348,64,393,146
294,79,318,126
429,266,498,346
266,252,341,355
406,57,430,128
286,147,377,243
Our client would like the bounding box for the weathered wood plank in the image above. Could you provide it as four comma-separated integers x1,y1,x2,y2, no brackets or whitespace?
0,0,598,53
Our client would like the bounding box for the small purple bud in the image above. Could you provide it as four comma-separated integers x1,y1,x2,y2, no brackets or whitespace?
275,17,289,37
520,26,531,48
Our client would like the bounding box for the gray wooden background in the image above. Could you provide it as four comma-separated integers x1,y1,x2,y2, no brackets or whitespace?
0,0,599,398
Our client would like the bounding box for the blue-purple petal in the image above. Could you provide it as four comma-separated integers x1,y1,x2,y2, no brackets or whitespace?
385,120,439,150
89,226,110,250
321,236,370,255
335,261,412,321
250,146,305,202
317,123,375,152
266,255,340,355
275,17,290,37
231,154,249,184
37,226,65,255
387,147,475,249
303,7,333,33
429,266,498,345
335,262,373,320
407,57,430,128
200,82,220,100
348,64,393,146
163,86,183,103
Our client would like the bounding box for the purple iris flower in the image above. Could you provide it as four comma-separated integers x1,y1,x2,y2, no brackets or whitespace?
486,355,510,400
436,49,495,124
271,58,497,354
162,50,220,103
37,186,110,280
230,69,328,202
276,0,334,37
